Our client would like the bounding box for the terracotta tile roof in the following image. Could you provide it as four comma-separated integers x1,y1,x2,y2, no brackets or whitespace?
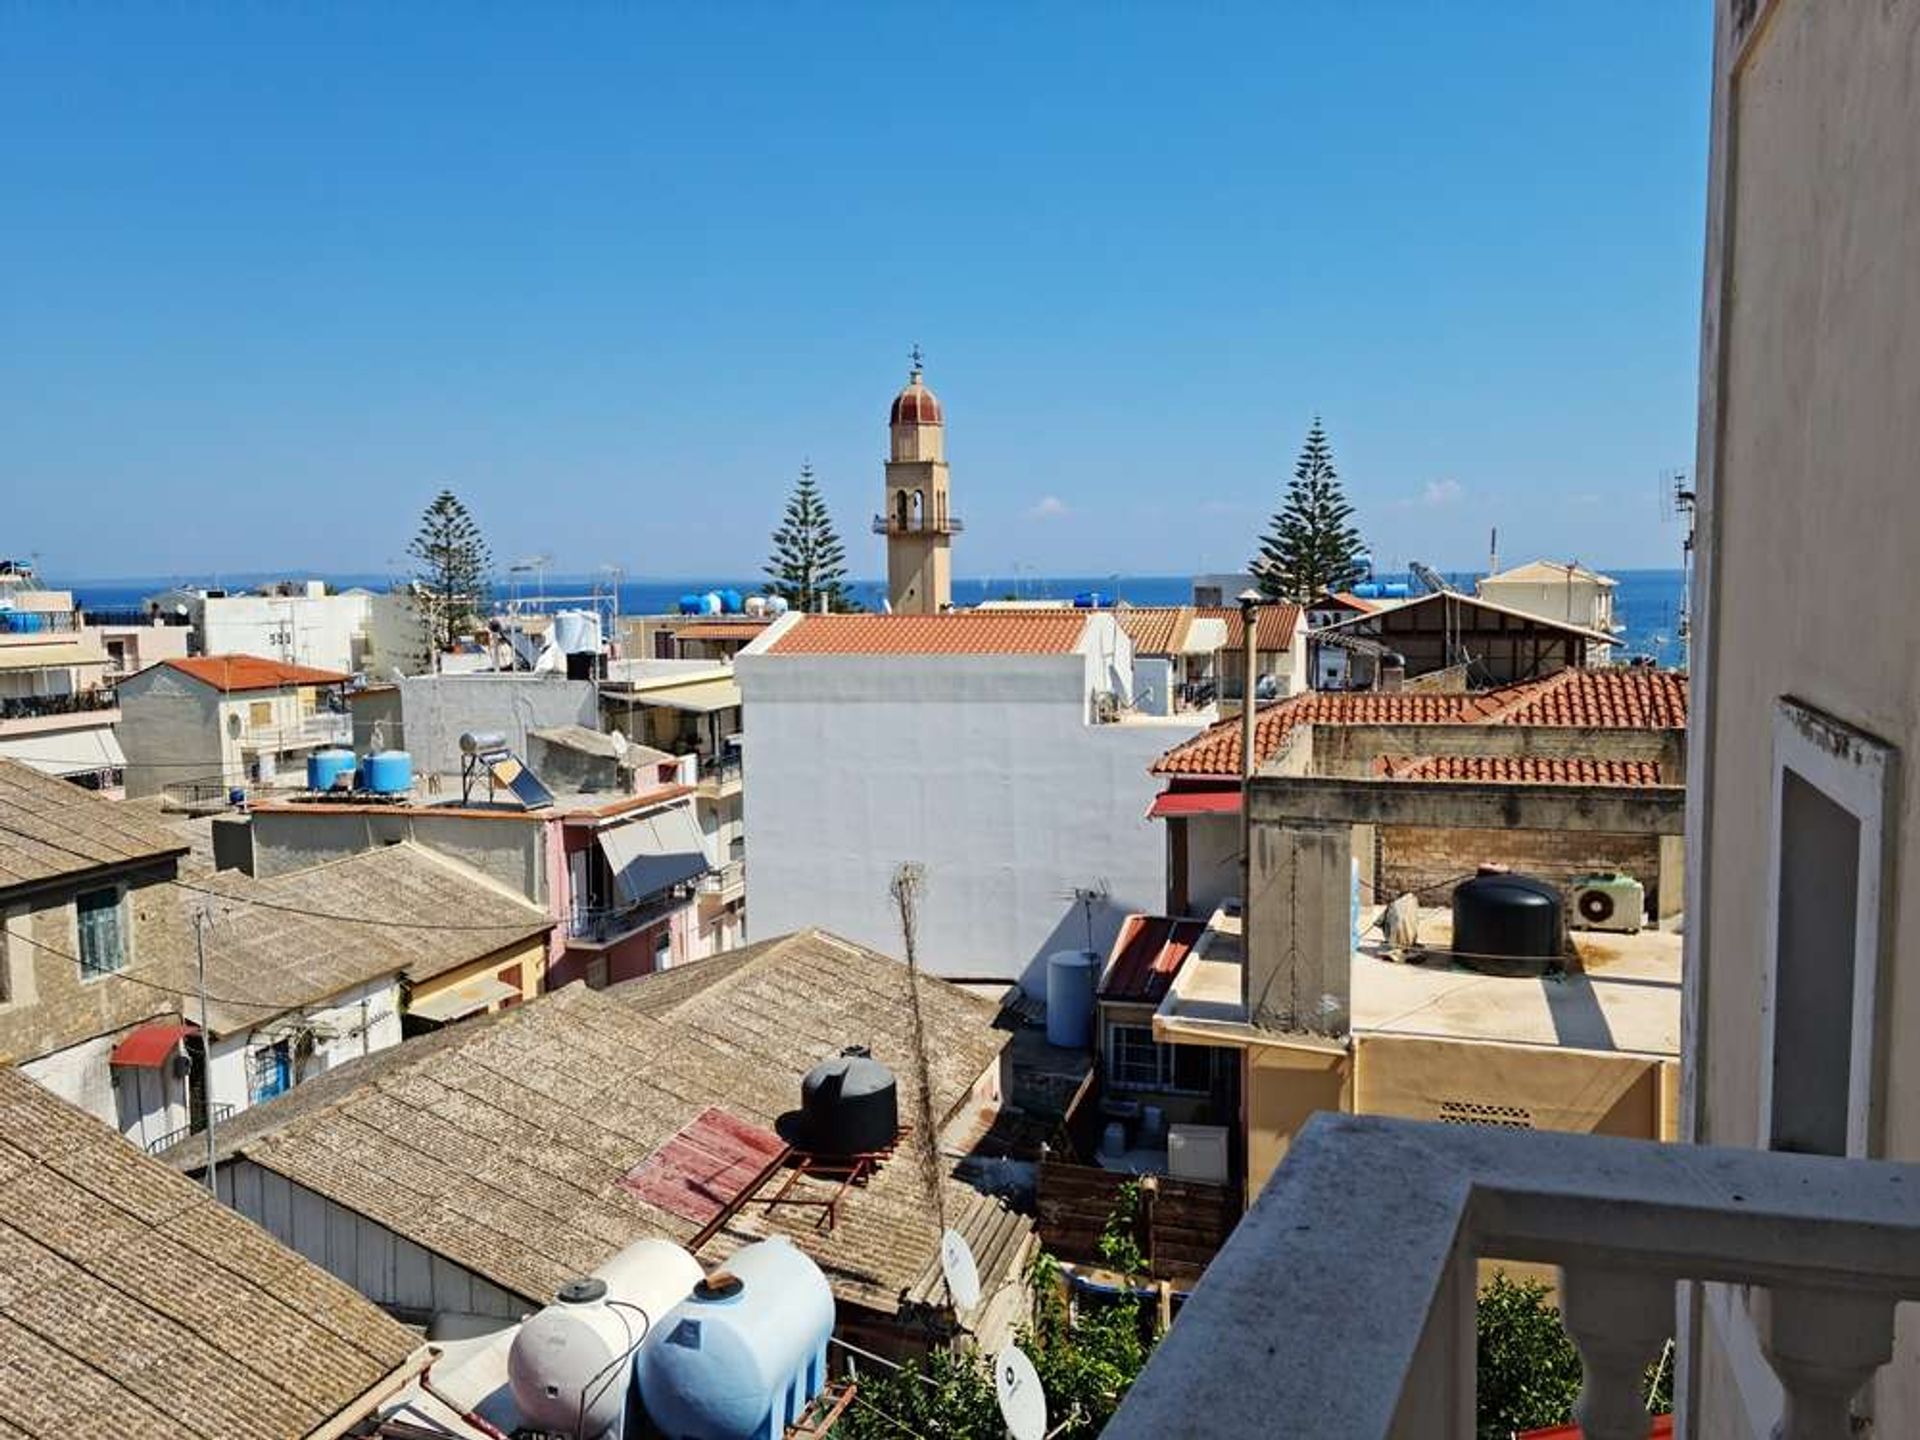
1374,755,1668,786
0,1067,418,1437
1196,604,1304,651
163,655,349,691
1152,669,1689,777
1101,914,1208,1003
766,612,1088,655
0,759,188,892
1115,607,1192,656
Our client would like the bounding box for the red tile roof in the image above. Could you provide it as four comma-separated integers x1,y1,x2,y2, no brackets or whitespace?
1153,669,1689,777
1375,755,1668,786
1101,914,1209,1004
1116,607,1192,656
1197,604,1303,652
674,621,773,642
765,612,1089,655
163,655,350,691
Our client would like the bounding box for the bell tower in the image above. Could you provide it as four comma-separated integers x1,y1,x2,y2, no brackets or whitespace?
879,347,957,613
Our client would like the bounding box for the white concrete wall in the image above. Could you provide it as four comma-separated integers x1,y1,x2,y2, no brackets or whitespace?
20,1033,119,1129
210,974,403,1117
735,642,1205,987
200,591,369,675
1692,3,1920,1434
1186,813,1242,918
397,674,599,779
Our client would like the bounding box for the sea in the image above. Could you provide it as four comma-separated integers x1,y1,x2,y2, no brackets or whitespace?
62,567,1690,668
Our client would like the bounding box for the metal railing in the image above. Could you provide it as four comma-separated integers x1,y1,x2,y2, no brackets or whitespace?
871,513,965,535
160,781,242,813
144,1104,234,1156
1109,1112,1920,1440
82,607,190,627
0,610,80,635
0,689,117,721
565,885,696,943
698,859,745,896
241,713,352,750
697,752,743,786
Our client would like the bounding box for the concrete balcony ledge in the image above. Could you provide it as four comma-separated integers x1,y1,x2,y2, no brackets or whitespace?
1107,1113,1920,1440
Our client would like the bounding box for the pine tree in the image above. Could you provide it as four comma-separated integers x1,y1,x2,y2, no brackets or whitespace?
1253,418,1366,601
407,489,493,653
765,463,855,612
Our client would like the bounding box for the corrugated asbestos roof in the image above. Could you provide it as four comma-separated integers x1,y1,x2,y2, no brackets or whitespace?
1153,669,1689,777
0,758,187,892
0,1066,418,1438
172,930,1025,1319
766,612,1088,655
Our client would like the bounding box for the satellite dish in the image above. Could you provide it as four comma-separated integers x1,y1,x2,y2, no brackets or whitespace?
994,1344,1047,1440
940,1228,981,1313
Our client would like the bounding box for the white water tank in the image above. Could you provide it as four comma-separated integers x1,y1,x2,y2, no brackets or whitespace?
1045,949,1099,1048
508,1277,646,1439
553,608,603,655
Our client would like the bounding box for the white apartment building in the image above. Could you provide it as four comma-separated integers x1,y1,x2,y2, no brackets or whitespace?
734,610,1208,986
0,566,126,794
146,579,430,678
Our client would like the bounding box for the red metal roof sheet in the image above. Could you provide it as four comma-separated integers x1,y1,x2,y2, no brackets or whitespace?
1520,1420,1671,1439
1146,787,1242,819
109,1022,198,1068
163,655,350,691
1101,914,1209,1004
617,1105,788,1227
766,612,1088,656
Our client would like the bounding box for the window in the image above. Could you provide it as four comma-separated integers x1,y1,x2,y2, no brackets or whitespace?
248,700,273,729
653,931,673,973
76,888,125,978
248,1041,291,1103
1761,699,1898,1158
1107,1023,1216,1095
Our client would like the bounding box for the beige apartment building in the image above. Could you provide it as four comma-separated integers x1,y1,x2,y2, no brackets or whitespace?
0,566,126,793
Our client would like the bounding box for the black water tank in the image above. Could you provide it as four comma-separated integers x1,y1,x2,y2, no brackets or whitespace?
800,1046,899,1156
1451,870,1563,971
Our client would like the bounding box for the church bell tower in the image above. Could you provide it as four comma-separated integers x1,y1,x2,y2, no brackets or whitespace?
879,347,957,613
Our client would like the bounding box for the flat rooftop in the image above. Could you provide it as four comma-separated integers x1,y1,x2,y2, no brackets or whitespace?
1158,905,1681,1058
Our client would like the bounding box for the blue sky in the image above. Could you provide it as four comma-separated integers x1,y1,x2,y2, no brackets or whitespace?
3,5,1710,583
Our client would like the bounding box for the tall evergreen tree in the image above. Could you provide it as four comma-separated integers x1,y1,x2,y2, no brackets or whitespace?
1253,418,1366,601
407,489,493,652
765,463,855,612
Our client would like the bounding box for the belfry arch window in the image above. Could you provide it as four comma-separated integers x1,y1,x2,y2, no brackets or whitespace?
895,491,909,529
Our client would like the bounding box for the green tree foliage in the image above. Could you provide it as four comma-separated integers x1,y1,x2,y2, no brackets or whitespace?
1253,417,1366,601
1475,1271,1672,1440
843,1183,1158,1439
766,462,856,613
407,489,492,653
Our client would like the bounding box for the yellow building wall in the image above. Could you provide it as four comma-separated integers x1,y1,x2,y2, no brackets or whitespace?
1243,1044,1351,1208
405,934,548,1019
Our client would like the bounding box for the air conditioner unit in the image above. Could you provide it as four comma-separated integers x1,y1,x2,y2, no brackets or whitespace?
1166,1123,1230,1185
1569,873,1645,934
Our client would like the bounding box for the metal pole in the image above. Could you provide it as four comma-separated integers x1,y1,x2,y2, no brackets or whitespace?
1237,589,1261,786
193,903,218,1197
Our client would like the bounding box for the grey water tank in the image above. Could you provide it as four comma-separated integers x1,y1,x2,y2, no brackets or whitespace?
1451,869,1563,971
1045,949,1098,1048
799,1047,898,1156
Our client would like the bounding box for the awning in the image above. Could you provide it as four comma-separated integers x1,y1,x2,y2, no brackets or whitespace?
1146,787,1241,819
629,677,741,714
0,726,127,778
110,1022,198,1068
598,805,711,904
0,641,107,671
408,974,520,1024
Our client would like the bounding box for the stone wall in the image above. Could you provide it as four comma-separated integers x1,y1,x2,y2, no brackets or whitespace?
1376,825,1664,914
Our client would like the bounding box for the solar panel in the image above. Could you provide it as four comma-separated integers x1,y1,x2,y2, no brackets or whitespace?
488,754,555,810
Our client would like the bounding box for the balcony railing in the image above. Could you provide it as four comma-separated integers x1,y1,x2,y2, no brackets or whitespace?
566,884,697,944
82,607,190,628
871,513,964,536
0,689,117,721
1108,1113,1920,1440
241,713,352,750
0,610,80,635
698,859,745,898
144,1104,234,1156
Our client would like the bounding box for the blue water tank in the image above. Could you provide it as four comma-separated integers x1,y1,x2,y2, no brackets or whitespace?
699,591,724,615
1380,581,1412,599
1074,591,1105,609
679,593,705,615
362,750,413,795
718,588,744,615
637,1238,835,1440
1351,582,1383,599
307,748,357,792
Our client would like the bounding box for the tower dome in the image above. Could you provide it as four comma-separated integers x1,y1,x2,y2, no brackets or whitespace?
889,358,943,428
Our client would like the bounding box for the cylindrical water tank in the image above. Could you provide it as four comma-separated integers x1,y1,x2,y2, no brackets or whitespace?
700,591,723,615
764,596,790,616
307,748,356,792
460,730,508,755
678,593,705,615
595,1238,705,1325
362,750,413,795
800,1047,898,1156
554,608,599,655
1073,590,1106,609
1045,949,1098,1048
1452,870,1563,972
743,596,769,618
718,588,744,615
509,1277,646,1440
637,1238,835,1440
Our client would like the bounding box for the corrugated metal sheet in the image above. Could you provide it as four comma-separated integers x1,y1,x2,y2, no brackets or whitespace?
617,1106,787,1228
